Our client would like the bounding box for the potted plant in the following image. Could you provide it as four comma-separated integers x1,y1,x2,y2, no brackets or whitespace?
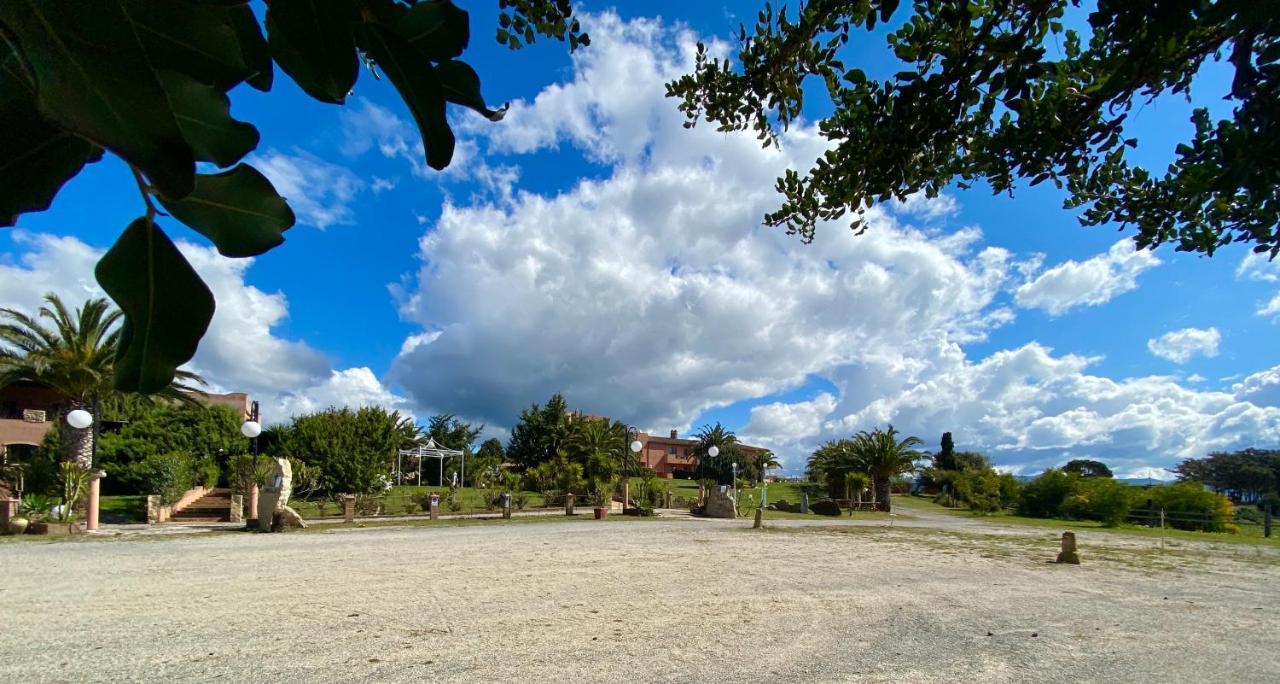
590,476,616,520
18,493,56,534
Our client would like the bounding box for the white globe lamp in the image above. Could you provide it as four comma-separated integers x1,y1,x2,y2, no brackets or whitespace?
707,445,720,458
66,409,93,429
630,440,642,453
240,421,262,439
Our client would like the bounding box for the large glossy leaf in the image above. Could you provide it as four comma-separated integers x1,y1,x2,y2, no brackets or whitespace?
396,0,470,63
158,164,294,258
359,24,455,170
209,1,274,91
0,52,103,226
266,0,359,104
435,60,507,121
158,71,259,168
95,217,215,394
130,1,250,89
0,0,196,198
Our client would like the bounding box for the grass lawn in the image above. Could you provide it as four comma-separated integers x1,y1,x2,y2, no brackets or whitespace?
99,495,146,524
892,493,1280,548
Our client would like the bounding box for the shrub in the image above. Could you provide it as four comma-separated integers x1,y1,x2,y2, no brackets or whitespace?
1016,469,1077,518
1082,477,1130,527
997,473,1021,508
810,499,842,516
228,454,270,495
19,493,57,521
1145,483,1236,532
514,492,529,510
132,452,198,504
952,469,1002,514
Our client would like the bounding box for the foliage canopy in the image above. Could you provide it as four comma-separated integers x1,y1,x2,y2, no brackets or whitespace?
0,0,585,393
667,0,1278,257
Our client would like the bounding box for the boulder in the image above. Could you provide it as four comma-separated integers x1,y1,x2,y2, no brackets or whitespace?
701,487,737,518
810,499,842,516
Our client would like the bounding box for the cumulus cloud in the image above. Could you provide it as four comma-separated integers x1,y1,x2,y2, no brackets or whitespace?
248,149,364,228
381,11,1280,474
0,232,405,425
1147,327,1221,364
388,15,1014,436
1013,239,1160,316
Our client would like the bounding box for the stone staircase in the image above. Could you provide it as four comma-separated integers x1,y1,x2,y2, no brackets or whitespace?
167,488,233,523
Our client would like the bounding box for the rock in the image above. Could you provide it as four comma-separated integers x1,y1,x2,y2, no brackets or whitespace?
277,505,307,529
810,499,842,516
701,487,737,518
1056,531,1080,564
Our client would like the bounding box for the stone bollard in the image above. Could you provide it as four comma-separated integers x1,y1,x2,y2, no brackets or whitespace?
340,495,356,523
1056,531,1080,564
229,494,243,523
565,493,575,516
753,508,764,529
501,493,512,520
664,490,672,509
429,493,440,520
800,493,809,515
145,495,161,524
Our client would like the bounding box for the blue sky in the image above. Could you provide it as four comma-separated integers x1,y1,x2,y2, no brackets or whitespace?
3,2,1279,478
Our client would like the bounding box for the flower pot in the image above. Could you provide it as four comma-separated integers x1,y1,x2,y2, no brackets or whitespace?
593,507,609,520
7,516,28,535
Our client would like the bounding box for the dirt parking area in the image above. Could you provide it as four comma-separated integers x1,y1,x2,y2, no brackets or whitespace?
2,516,1277,682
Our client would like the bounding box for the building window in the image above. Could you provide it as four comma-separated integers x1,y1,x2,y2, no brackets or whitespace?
668,446,677,455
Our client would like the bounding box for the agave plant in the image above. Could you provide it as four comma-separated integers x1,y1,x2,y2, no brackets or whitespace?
19,493,58,522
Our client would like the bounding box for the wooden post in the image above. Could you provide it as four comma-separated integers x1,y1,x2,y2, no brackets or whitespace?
1264,504,1272,538
1159,508,1166,551
753,508,763,529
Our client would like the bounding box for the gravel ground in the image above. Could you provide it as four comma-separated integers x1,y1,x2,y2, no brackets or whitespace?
2,514,1278,683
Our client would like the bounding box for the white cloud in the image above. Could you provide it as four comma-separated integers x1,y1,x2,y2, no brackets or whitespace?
1147,327,1221,364
894,193,959,221
381,11,1280,475
1259,292,1280,320
1013,239,1160,316
264,367,412,424
1123,466,1176,481
1236,251,1280,282
0,231,406,425
1233,366,1280,407
0,231,103,314
248,149,364,228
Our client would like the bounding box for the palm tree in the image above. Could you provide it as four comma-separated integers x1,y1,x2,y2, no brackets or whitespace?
569,419,622,495
756,450,781,482
693,422,738,481
847,426,922,513
0,293,204,467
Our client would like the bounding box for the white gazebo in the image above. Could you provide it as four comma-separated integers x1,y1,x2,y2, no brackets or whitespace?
396,439,465,487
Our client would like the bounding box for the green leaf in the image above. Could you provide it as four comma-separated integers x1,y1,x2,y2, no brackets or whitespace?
213,2,274,91
359,23,455,170
435,60,507,121
397,0,470,63
129,1,250,90
0,52,103,226
95,217,215,394
157,71,259,168
0,0,196,198
266,0,359,104
158,164,294,258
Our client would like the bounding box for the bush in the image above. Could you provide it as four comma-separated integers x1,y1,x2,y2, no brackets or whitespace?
131,452,198,505
1145,482,1236,533
952,469,1002,514
810,499,842,516
1016,469,1077,518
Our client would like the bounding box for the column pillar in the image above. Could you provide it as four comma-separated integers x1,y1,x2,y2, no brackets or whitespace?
86,470,105,531
341,495,356,523
247,484,259,525
622,482,630,513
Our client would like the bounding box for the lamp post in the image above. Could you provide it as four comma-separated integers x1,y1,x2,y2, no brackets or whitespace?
241,410,262,524
626,429,642,512
66,402,102,530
